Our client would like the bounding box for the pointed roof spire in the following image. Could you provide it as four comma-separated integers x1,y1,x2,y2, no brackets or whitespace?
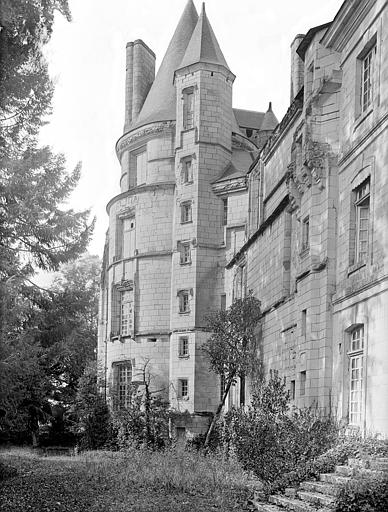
131,0,198,130
178,2,230,71
260,102,278,131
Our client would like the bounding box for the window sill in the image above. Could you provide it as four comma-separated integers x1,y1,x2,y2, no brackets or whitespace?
348,261,366,275
179,261,192,266
182,127,195,133
179,311,190,315
178,354,190,359
181,220,193,225
354,108,373,131
183,181,194,186
177,396,190,401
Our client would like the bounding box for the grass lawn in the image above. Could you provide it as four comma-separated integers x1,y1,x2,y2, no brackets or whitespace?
0,447,253,511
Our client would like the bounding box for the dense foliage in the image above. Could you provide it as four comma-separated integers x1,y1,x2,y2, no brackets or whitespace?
335,473,388,512
0,255,100,444
221,371,339,488
202,293,262,446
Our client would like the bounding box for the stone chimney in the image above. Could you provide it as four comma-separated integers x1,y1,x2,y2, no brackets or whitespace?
124,39,155,132
290,34,305,102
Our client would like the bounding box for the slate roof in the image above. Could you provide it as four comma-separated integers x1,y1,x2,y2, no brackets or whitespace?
260,102,279,131
178,3,230,71
130,0,198,130
233,109,265,130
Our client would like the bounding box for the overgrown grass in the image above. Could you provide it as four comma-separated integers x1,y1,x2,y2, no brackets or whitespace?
0,446,253,512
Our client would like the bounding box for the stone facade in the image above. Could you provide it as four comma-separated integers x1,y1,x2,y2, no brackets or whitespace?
99,0,388,437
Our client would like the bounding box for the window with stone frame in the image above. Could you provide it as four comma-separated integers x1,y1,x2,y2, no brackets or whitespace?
177,378,188,399
122,216,135,259
222,197,228,226
182,88,194,129
360,44,376,113
182,158,193,184
113,361,132,409
135,149,147,186
346,325,365,427
300,370,306,396
301,216,310,252
179,241,191,264
352,179,370,265
178,336,189,357
180,201,192,223
120,289,134,336
178,290,190,314
233,264,246,300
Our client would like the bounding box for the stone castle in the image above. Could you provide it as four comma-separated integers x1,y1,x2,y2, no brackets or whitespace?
98,0,388,437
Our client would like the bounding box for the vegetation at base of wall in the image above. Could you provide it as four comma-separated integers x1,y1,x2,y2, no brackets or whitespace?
334,473,388,512
220,371,339,488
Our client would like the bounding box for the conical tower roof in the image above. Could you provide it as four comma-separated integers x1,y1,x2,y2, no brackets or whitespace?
260,102,278,131
131,0,198,130
178,3,230,71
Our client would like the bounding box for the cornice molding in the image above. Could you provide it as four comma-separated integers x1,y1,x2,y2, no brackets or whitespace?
106,181,176,213
116,121,175,158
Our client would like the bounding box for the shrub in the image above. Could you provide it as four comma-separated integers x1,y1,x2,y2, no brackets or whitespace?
223,372,339,485
334,473,388,512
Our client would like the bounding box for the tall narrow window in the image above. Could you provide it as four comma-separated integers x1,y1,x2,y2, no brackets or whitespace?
178,290,190,313
178,336,189,357
290,380,296,400
178,378,188,398
301,309,307,338
115,361,132,409
361,46,376,113
348,325,365,427
222,197,228,226
179,242,191,264
120,290,133,336
122,217,135,258
181,202,192,223
136,151,147,186
300,371,306,396
354,179,370,263
220,294,226,311
182,159,193,184
301,216,310,251
183,90,194,129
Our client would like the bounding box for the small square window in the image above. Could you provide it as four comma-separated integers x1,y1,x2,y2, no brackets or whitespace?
178,336,189,357
179,242,191,264
181,202,192,223
178,291,190,313
178,378,188,398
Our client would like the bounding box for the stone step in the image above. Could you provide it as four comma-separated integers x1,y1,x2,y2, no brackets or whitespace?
335,465,353,476
320,473,350,485
297,490,335,507
301,480,341,497
254,502,283,512
269,494,322,512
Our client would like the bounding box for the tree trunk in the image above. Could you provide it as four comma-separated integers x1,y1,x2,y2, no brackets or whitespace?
204,373,235,448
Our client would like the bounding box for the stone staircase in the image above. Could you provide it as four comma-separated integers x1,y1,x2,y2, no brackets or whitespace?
253,457,388,512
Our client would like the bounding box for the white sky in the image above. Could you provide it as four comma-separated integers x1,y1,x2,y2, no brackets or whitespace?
40,0,341,257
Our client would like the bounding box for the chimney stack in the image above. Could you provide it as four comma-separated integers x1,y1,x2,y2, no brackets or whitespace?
290,34,305,102
124,39,156,132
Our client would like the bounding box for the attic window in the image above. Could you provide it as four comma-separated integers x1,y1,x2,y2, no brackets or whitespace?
246,129,253,138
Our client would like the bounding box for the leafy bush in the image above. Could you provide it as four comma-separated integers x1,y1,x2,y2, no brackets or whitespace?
334,473,388,512
111,395,170,450
223,372,339,486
